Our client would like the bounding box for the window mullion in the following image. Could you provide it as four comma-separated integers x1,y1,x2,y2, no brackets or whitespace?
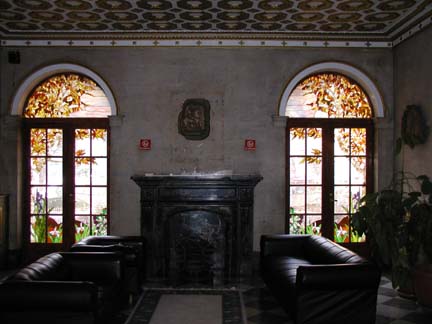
63,126,75,247
321,126,335,239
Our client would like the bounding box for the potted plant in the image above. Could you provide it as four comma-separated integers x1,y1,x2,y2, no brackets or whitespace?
352,173,432,298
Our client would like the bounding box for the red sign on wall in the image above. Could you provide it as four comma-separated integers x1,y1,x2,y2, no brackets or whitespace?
139,139,151,150
244,139,256,151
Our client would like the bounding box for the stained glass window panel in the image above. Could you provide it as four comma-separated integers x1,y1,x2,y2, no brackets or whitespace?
290,158,306,185
306,129,322,155
92,187,107,215
285,74,372,118
92,129,108,156
31,158,46,185
307,215,322,235
334,215,350,243
92,215,108,236
352,128,367,155
290,128,305,155
351,157,366,184
351,186,366,210
30,129,46,156
289,214,305,234
290,186,305,214
31,187,46,214
75,216,91,242
334,186,350,214
306,186,321,213
48,216,63,243
23,74,110,118
334,157,350,184
92,158,107,185
47,187,63,214
47,158,63,185
306,163,321,185
31,216,46,243
75,160,91,185
75,129,91,156
47,129,63,156
75,187,90,215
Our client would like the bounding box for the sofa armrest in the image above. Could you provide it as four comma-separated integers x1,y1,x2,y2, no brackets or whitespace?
0,280,96,311
260,234,309,257
72,236,145,270
74,235,145,247
70,244,131,253
60,252,124,284
295,263,381,324
70,244,138,264
296,263,381,289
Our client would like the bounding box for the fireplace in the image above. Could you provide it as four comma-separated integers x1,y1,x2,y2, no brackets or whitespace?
131,174,262,285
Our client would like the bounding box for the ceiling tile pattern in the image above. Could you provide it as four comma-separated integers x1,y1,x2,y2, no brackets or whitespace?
0,0,431,41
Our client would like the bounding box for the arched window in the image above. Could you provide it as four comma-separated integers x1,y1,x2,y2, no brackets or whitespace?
285,73,372,118
22,73,111,259
284,72,374,248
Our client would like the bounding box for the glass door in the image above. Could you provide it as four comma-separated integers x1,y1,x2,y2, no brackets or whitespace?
23,120,109,261
74,128,108,242
287,119,373,249
28,128,64,246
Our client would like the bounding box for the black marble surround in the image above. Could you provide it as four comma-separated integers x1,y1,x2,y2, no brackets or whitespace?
131,174,262,285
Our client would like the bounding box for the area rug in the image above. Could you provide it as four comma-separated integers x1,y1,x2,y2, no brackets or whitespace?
124,288,247,324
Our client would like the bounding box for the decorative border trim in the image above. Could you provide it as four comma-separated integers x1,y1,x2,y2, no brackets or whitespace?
1,12,430,48
0,38,391,48
392,14,432,46
0,1,430,48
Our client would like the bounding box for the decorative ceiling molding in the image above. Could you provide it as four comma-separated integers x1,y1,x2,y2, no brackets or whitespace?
0,0,431,47
1,38,392,48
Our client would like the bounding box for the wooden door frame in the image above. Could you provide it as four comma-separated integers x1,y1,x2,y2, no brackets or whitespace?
22,118,110,262
285,118,374,255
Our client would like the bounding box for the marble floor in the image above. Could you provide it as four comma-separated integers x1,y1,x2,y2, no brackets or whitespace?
241,276,432,324
1,268,431,324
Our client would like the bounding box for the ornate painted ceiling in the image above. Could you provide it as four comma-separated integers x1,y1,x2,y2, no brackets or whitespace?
0,0,431,47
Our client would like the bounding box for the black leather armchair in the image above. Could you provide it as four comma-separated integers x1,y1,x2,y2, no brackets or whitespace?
260,234,381,324
71,235,145,294
0,251,125,324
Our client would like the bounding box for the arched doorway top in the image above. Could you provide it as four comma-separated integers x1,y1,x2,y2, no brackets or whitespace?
11,63,117,116
278,62,384,118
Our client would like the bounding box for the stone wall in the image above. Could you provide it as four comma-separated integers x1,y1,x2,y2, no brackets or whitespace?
0,45,394,251
394,25,432,177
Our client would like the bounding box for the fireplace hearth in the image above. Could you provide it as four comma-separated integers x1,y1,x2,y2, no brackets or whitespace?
131,174,262,285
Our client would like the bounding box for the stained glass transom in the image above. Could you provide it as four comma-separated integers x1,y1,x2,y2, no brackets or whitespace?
285,73,372,118
23,74,111,118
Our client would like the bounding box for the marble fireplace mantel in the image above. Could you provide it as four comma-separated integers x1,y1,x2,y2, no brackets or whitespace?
131,173,262,285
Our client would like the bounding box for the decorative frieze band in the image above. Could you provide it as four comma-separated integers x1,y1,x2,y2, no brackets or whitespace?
1,38,391,48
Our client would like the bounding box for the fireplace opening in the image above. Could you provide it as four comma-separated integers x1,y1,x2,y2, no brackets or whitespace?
168,210,225,286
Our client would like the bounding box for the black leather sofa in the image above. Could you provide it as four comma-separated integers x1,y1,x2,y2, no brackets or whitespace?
0,251,125,324
70,235,145,294
260,234,381,324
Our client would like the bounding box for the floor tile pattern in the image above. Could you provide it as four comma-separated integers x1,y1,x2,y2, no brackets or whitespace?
241,277,432,324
